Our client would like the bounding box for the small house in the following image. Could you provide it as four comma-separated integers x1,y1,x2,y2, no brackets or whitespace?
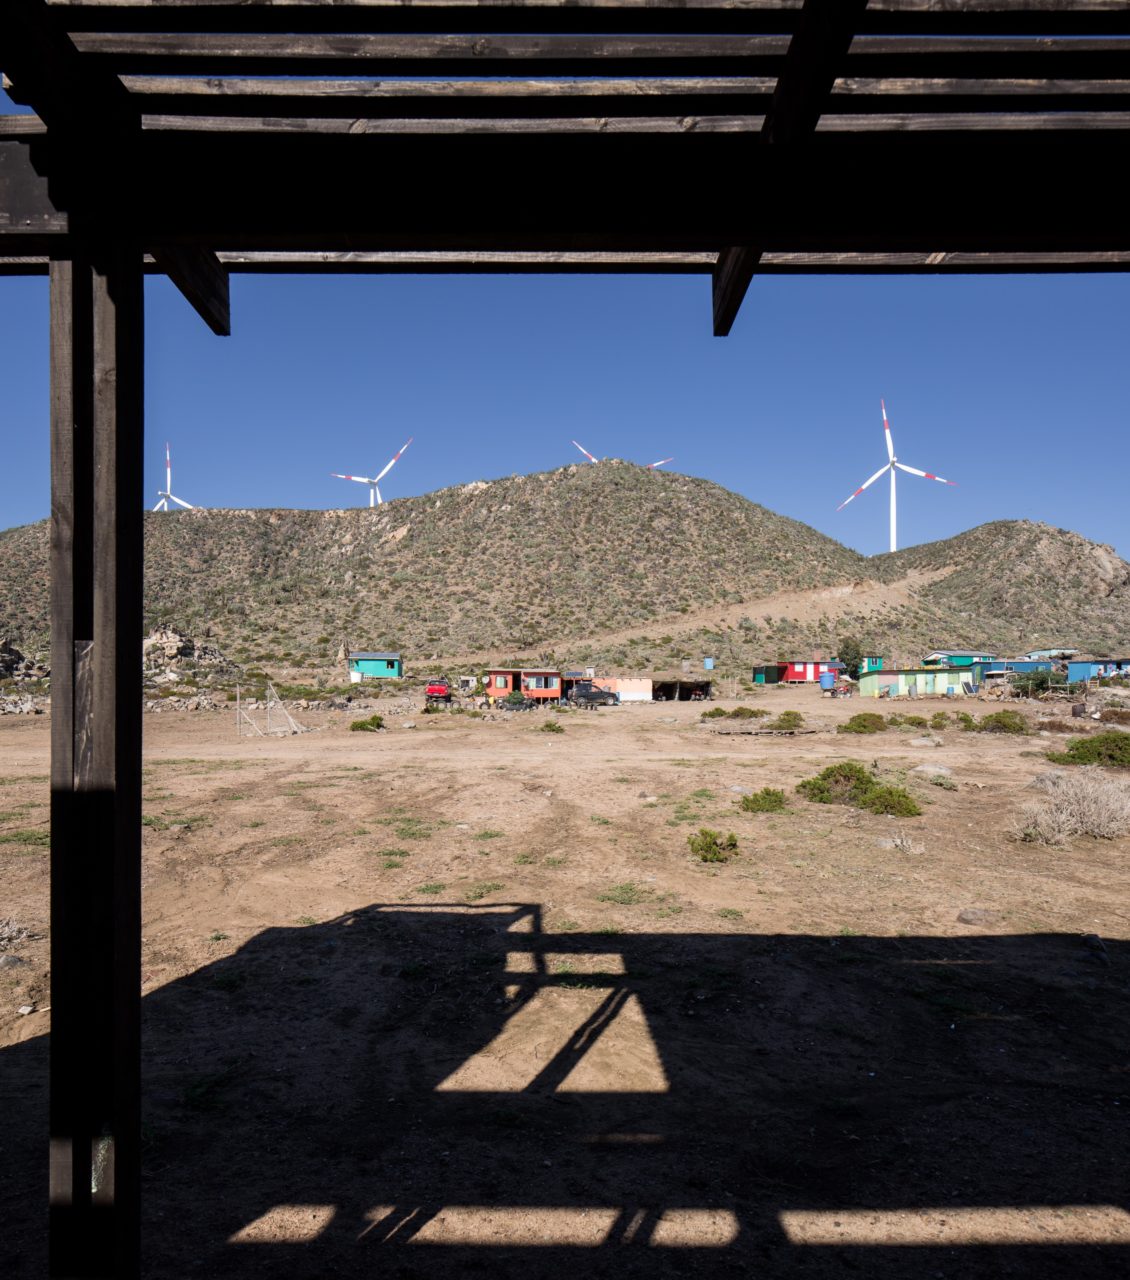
485,668,563,703
922,649,996,668
861,655,884,673
984,659,1056,675
781,660,845,684
1021,648,1078,661
752,664,784,685
858,667,971,699
347,651,402,682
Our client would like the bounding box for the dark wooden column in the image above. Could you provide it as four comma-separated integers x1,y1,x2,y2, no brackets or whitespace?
49,242,144,1279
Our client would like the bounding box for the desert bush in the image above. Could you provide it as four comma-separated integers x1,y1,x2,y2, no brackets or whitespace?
797,761,921,817
688,827,739,861
701,707,729,719
1100,707,1130,725
930,711,949,730
1013,768,1130,844
539,720,564,734
768,710,804,731
930,774,958,791
1047,730,1130,769
902,714,929,728
956,711,977,730
729,705,769,720
859,785,922,817
349,713,384,732
978,710,1029,735
1038,718,1083,734
837,712,887,735
738,788,787,813
797,762,876,807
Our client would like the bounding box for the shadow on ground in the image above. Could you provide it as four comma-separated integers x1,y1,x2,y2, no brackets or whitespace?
3,905,1128,1277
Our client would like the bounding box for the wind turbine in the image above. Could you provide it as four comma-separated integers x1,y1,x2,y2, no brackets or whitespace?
572,440,674,469
332,437,414,507
152,442,195,511
836,400,956,553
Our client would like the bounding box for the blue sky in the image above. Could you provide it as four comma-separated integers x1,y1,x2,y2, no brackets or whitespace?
1,266,1127,560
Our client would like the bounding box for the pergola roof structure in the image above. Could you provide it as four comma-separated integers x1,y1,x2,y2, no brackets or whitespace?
3,0,1130,336
2,3,1128,1277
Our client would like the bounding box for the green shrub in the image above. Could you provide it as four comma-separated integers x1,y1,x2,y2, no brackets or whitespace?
504,690,527,706
838,712,888,735
978,710,1028,735
729,706,769,720
930,711,949,730
1047,730,1130,769
539,719,564,734
956,711,977,730
701,707,729,719
739,788,787,813
1100,708,1130,726
859,785,922,817
768,710,804,731
797,761,876,806
349,713,384,732
902,714,928,728
687,827,739,861
930,774,958,791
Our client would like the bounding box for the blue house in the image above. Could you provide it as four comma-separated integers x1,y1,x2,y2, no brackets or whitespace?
985,660,1055,675
348,651,403,682
1067,658,1130,683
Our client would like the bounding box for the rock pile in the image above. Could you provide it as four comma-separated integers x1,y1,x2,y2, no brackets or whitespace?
142,625,232,670
0,638,48,683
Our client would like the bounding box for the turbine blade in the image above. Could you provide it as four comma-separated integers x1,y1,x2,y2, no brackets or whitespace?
168,495,195,510
895,462,957,486
836,463,891,512
153,498,164,512
647,457,674,469
572,440,597,463
881,400,894,462
332,473,375,484
375,437,413,483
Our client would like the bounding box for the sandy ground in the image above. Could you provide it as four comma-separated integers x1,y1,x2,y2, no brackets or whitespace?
2,687,1128,1277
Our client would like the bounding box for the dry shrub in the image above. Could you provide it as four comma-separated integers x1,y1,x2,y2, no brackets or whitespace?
1013,768,1130,845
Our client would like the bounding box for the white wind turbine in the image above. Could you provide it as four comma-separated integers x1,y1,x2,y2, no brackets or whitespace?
332,437,414,507
152,442,195,511
836,400,956,553
572,440,674,469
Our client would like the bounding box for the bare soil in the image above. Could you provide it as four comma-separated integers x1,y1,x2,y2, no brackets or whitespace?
2,687,1128,1277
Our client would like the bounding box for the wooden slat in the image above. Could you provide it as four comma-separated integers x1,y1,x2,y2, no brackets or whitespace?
44,0,1130,38
758,249,1130,271
141,112,766,133
149,244,230,333
214,249,718,272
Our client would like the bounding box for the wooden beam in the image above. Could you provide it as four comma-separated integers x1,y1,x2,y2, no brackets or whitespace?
758,249,1130,271
45,0,1130,39
49,241,144,1280
141,112,766,133
149,244,230,334
714,0,868,336
213,249,718,273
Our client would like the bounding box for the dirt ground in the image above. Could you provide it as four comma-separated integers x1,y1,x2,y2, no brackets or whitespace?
2,686,1128,1277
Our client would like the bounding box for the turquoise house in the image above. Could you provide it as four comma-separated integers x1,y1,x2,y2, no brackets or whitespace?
859,667,971,699
348,651,402,682
861,655,884,673
922,649,996,668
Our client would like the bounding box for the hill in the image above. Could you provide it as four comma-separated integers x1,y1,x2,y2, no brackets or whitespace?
1,466,1127,676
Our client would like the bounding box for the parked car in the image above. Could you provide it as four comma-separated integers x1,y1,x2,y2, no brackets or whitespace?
566,681,619,708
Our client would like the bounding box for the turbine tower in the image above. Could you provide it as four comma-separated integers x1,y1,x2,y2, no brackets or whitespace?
152,443,195,511
332,437,414,507
836,401,956,553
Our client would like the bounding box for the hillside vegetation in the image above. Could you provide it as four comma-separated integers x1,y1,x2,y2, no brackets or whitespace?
1,465,1127,676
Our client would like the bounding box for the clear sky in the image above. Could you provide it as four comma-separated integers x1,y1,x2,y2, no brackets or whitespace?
1,254,1127,561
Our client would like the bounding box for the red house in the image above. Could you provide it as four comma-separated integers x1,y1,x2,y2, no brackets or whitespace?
780,660,846,684
484,669,563,704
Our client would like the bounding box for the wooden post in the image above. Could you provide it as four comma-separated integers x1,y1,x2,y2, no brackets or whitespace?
49,242,144,1279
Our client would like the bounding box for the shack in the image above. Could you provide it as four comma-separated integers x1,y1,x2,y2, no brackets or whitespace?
858,667,971,699
781,660,845,684
984,659,1056,675
652,677,712,701
347,651,402,682
752,664,784,686
485,668,563,703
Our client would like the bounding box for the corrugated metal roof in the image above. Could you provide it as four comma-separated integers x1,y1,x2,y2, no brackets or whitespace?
349,652,400,660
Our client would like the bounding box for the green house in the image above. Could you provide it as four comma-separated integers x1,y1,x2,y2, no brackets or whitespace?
859,667,970,699
348,651,402,682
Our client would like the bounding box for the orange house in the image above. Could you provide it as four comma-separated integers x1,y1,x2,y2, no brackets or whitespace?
484,669,562,704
